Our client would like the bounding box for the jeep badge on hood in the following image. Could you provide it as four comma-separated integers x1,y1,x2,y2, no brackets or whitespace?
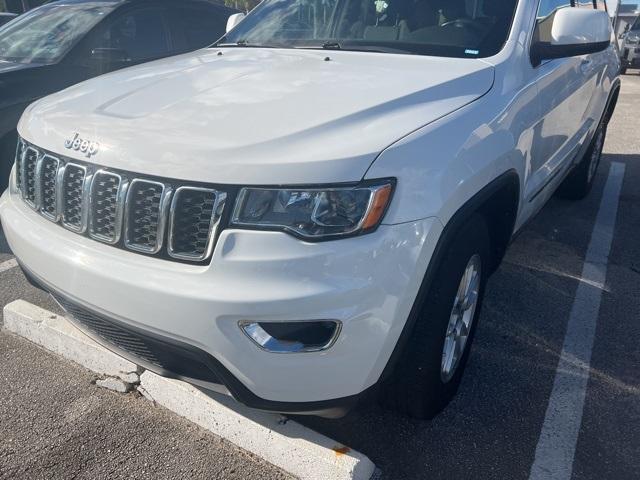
64,133,99,158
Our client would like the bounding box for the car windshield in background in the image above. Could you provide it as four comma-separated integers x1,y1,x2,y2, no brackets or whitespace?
220,0,518,58
0,3,114,64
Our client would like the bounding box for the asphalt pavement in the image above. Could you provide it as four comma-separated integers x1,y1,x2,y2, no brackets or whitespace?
1,75,639,480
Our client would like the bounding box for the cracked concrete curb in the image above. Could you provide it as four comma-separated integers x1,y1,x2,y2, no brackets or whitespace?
139,371,376,480
2,300,378,480
3,300,140,383
96,377,136,393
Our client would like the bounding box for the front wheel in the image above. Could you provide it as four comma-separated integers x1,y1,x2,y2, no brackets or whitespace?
381,215,490,419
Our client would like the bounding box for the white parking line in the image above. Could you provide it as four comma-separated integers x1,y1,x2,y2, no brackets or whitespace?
0,258,18,274
529,162,626,480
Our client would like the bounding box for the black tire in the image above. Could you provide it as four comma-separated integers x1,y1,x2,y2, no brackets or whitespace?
0,131,18,193
556,120,607,200
381,214,490,419
620,67,627,75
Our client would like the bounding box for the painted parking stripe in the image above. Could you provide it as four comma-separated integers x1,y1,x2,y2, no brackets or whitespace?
0,258,18,274
529,162,626,480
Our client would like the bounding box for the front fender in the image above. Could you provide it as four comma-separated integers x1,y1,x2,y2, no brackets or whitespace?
365,91,526,226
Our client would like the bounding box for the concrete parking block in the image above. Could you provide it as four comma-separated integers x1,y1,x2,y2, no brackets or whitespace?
2,300,140,383
139,370,377,480
2,299,377,480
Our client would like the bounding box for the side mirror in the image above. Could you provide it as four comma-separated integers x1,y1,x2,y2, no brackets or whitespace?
90,47,130,64
531,8,611,67
226,13,245,33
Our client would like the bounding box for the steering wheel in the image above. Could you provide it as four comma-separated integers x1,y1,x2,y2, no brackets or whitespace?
440,18,485,35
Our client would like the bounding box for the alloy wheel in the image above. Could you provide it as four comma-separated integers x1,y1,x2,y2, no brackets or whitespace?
441,254,482,383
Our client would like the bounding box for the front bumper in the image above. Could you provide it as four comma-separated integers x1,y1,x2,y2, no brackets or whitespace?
1,188,441,413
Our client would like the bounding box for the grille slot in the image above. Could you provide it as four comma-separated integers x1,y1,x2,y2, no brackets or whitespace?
169,187,225,261
89,171,124,244
38,155,60,220
124,179,168,254
22,147,39,207
15,140,225,263
61,164,88,232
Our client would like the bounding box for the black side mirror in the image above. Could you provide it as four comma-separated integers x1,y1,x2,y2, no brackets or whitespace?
90,48,131,65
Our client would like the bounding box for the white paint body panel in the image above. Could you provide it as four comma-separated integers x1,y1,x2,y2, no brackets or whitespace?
17,49,494,186
1,0,620,404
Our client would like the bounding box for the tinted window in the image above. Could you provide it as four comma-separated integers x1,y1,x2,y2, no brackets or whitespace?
4,0,47,14
168,6,229,53
0,3,112,64
89,8,169,62
0,15,17,28
220,0,519,58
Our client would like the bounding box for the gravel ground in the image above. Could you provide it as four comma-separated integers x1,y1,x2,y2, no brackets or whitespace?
0,330,291,479
0,226,295,479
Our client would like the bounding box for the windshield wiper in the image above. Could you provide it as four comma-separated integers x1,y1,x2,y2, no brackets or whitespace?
216,39,249,47
215,39,293,49
321,41,342,50
298,41,413,55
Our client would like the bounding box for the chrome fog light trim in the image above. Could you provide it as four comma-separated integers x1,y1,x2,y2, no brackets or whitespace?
239,320,342,354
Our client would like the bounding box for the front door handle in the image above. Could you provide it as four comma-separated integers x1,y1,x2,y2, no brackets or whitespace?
580,59,593,72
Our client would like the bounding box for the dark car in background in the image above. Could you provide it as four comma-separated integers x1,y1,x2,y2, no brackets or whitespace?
0,0,239,189
621,16,640,74
0,12,17,26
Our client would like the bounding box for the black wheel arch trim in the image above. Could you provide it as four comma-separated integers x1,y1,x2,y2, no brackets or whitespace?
603,78,621,125
376,169,520,386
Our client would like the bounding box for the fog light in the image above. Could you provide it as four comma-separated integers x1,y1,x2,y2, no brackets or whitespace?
239,320,341,353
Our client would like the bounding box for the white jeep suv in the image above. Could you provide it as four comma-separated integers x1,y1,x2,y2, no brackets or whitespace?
0,0,620,419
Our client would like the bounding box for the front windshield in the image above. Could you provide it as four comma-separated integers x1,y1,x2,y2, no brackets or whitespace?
220,0,518,58
0,3,114,64
632,17,640,31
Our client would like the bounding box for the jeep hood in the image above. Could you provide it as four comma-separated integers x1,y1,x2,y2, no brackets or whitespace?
19,48,494,185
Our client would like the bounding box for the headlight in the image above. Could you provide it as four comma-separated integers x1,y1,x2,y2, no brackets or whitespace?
9,139,24,195
231,180,394,240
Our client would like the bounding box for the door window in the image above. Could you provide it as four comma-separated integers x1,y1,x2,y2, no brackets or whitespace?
575,0,594,8
535,0,574,45
89,8,169,62
537,0,573,19
167,6,229,53
169,7,231,52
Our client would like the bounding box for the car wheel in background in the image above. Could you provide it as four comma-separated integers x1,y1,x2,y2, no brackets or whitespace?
557,119,607,200
381,215,490,419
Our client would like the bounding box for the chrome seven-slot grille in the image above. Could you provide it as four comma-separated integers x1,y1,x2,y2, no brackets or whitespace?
15,141,227,263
